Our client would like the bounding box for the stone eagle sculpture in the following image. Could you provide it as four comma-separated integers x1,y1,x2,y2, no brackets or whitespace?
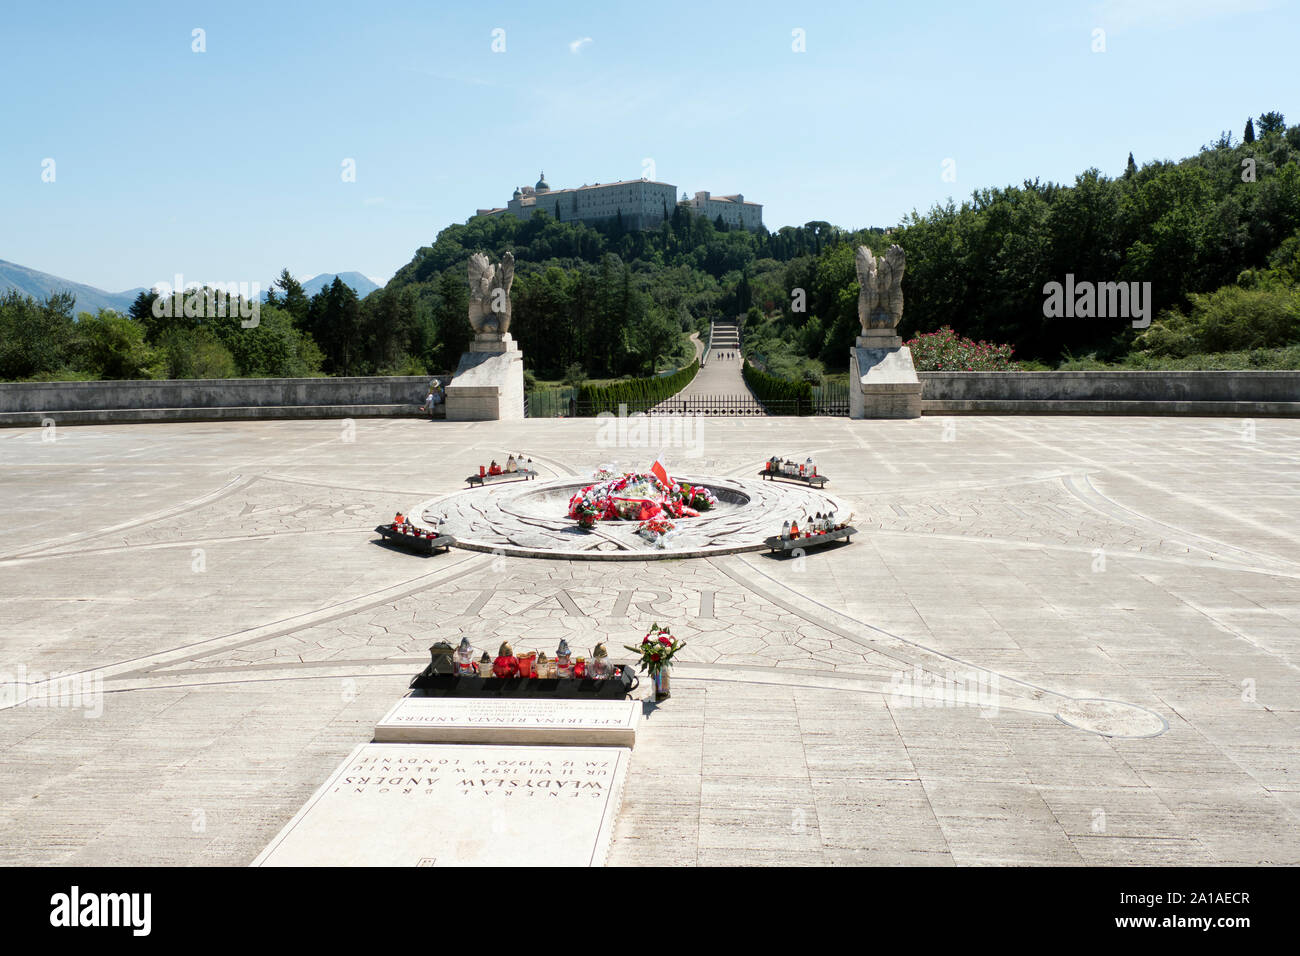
855,244,905,332
467,251,515,336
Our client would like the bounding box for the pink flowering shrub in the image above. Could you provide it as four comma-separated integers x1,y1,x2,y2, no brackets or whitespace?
904,326,1021,371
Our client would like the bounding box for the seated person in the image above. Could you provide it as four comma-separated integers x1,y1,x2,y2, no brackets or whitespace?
488,460,502,476
393,511,405,527
419,383,444,416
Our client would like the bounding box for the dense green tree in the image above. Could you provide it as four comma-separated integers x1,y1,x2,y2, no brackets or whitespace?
71,310,161,379
1138,284,1300,356
434,268,470,368
215,304,323,378
129,289,159,323
156,327,239,379
1258,111,1286,136
0,290,77,379
266,269,310,327
304,277,364,375
360,285,428,373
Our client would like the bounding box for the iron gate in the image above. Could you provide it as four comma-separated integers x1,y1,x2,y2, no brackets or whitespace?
527,384,848,418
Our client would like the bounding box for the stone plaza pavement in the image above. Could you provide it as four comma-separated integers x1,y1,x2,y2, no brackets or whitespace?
0,414,1297,865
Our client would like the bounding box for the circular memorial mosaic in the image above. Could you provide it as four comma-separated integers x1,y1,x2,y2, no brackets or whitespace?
418,475,850,560
1054,698,1169,738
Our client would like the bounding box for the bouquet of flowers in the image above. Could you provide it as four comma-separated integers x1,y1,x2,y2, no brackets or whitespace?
636,517,676,547
568,483,613,527
575,503,600,529
613,497,662,521
624,622,685,676
659,498,692,519
678,483,717,511
567,471,712,529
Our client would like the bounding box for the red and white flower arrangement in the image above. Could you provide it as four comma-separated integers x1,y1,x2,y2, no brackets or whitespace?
567,471,713,530
636,517,677,547
678,483,717,511
624,622,685,677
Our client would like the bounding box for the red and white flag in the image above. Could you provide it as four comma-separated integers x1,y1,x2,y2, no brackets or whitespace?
651,456,672,489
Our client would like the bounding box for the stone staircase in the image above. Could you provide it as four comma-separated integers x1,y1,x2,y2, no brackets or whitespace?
708,319,740,362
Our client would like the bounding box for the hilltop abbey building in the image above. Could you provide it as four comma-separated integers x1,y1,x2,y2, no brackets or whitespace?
477,173,763,232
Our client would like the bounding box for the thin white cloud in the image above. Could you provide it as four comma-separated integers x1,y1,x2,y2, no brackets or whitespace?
569,36,593,54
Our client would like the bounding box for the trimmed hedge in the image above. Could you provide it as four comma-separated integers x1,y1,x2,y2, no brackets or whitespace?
577,359,700,414
743,361,812,415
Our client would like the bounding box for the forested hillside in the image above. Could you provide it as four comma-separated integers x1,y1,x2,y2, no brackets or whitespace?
380,206,872,380
886,113,1300,369
386,111,1299,379
3,112,1295,383
744,114,1299,375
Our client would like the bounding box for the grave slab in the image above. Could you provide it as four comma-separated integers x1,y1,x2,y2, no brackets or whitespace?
374,696,640,746
253,743,630,867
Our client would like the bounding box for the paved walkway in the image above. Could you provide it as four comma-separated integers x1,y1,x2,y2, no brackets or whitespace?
656,320,756,410
1,416,1298,864
686,331,704,363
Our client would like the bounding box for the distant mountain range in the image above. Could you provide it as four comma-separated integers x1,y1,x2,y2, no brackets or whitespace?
0,259,145,316
0,260,384,315
297,272,382,298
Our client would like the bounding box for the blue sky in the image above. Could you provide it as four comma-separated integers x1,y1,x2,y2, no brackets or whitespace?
1,0,1295,292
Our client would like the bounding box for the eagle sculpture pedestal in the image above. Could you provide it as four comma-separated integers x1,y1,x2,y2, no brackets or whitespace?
445,332,525,421
849,333,922,420
444,252,526,421
849,245,922,420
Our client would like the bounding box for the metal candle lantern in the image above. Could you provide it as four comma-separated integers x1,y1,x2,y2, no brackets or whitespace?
427,641,455,676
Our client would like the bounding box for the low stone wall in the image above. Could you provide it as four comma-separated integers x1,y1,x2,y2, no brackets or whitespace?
919,371,1300,416
4,370,1296,425
0,376,449,427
